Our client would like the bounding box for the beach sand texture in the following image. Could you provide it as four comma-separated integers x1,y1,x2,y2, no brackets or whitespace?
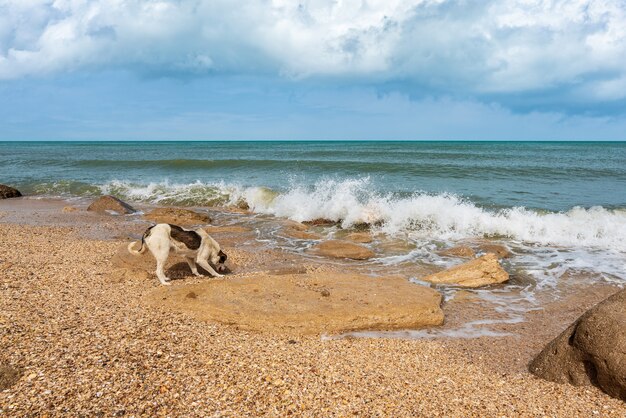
1,200,625,416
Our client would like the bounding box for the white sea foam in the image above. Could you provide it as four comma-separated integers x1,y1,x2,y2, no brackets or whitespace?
93,178,626,252
241,178,626,252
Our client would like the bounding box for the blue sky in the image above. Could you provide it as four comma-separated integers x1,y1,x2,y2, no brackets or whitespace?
1,0,626,140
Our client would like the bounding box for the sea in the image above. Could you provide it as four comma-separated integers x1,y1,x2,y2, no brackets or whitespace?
1,141,625,303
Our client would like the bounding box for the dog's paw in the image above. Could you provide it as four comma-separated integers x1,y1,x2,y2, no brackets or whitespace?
214,274,224,278
160,281,172,286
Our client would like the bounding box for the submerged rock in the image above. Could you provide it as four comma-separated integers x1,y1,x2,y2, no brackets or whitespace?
303,218,340,226
529,289,626,401
439,245,476,258
345,232,373,244
283,227,321,240
421,253,509,288
309,240,375,260
478,244,512,259
0,184,21,199
146,272,444,334
144,207,211,225
87,195,136,215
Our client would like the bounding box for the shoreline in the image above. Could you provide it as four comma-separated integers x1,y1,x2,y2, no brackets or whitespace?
1,197,624,415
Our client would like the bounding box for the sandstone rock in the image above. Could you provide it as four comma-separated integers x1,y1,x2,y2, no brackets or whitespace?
345,232,373,244
529,289,626,401
421,253,509,288
144,207,211,225
283,227,321,240
283,220,309,231
478,244,511,259
87,195,136,215
146,272,444,334
62,206,78,213
0,184,21,199
309,240,375,260
439,245,476,258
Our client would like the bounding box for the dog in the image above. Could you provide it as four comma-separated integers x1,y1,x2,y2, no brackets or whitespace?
128,223,227,285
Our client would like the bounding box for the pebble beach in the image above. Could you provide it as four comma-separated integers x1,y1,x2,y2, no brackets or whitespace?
1,199,625,416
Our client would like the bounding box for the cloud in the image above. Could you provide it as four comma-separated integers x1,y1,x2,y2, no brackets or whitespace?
1,0,625,107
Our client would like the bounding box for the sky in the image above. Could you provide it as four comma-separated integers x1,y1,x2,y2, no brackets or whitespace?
1,0,626,140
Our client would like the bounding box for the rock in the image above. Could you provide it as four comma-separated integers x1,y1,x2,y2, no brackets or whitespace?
303,218,339,226
283,220,309,231
0,184,21,199
87,195,136,215
529,289,626,401
478,244,511,259
146,272,444,334
283,227,321,240
439,245,475,258
0,363,22,390
144,207,211,225
421,253,509,288
345,232,373,244
62,206,78,213
309,240,375,260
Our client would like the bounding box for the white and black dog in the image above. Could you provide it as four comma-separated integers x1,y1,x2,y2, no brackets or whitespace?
128,223,227,285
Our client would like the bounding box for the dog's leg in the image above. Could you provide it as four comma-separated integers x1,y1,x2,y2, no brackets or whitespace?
186,257,202,277
196,258,224,278
148,240,172,285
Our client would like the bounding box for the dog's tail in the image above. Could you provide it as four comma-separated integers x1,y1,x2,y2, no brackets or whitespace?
128,225,154,256
127,240,146,256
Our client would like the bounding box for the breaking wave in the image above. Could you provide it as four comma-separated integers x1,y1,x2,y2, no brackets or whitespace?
24,177,626,251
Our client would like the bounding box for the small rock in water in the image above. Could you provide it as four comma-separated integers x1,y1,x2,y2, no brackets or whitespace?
421,253,509,288
87,195,136,215
439,245,475,258
144,207,211,225
0,184,22,199
478,244,512,259
309,240,375,260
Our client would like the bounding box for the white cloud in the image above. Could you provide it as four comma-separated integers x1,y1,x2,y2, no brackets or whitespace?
0,0,625,103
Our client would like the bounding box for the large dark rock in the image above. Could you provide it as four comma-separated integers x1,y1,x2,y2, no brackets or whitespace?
0,184,22,199
87,195,136,215
529,289,626,401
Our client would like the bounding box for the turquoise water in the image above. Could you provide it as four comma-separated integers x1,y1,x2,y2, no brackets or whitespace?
2,141,625,211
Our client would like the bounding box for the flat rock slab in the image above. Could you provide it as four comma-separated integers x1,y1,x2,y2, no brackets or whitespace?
144,207,211,225
421,253,509,288
146,272,444,335
529,289,626,401
309,240,375,260
87,195,136,215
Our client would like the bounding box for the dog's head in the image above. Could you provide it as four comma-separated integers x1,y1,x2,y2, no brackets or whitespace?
210,249,228,272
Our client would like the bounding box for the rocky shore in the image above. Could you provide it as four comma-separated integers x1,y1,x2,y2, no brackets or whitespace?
1,198,625,416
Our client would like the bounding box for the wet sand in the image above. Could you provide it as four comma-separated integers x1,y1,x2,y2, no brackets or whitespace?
1,198,625,416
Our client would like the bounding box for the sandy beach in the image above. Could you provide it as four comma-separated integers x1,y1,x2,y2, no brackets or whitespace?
0,198,624,416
